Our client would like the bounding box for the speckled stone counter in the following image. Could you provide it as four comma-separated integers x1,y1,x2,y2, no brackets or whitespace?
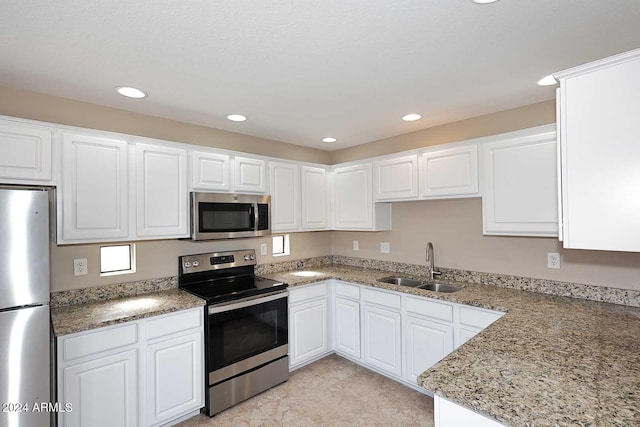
261,265,640,427
51,289,205,336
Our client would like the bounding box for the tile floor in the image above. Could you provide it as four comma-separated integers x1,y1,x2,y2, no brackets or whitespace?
177,354,434,427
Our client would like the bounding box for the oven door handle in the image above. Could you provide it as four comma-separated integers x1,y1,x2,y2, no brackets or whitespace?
208,290,288,314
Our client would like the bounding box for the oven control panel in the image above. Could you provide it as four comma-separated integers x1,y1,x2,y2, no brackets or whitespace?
180,249,257,274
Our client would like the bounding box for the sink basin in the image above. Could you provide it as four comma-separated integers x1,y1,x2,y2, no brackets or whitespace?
378,276,463,293
418,283,462,293
378,276,423,287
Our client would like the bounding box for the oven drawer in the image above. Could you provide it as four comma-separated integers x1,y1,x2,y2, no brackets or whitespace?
145,308,203,340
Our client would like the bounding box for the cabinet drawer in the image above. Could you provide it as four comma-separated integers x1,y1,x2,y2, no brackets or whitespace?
459,306,504,329
362,288,401,310
406,297,453,323
146,308,202,340
335,282,360,300
289,282,328,304
62,323,138,362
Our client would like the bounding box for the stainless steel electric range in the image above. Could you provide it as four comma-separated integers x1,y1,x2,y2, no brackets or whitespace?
178,249,288,416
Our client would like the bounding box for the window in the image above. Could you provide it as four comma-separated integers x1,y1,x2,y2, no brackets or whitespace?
272,234,290,257
100,244,135,276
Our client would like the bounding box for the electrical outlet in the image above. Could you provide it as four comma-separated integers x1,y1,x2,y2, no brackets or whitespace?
353,240,359,251
380,242,390,254
260,243,267,256
547,252,560,269
74,258,88,276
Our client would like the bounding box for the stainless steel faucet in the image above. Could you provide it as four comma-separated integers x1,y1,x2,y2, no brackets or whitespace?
426,242,441,280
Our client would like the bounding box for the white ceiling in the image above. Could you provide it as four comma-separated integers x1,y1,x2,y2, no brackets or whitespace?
1,1,640,151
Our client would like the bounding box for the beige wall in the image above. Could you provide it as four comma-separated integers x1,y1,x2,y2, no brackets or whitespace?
330,101,556,163
0,85,331,164
51,232,331,292
331,199,640,291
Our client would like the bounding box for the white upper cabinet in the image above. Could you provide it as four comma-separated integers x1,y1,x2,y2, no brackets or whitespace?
233,156,267,193
332,163,391,230
374,154,419,201
421,144,478,198
60,133,129,243
0,120,52,182
136,143,189,238
555,49,640,252
270,161,300,231
191,151,230,191
301,165,328,230
480,125,558,237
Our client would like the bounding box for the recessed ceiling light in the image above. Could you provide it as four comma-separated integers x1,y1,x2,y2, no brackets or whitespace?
402,113,422,122
115,86,147,99
322,137,337,143
226,114,247,122
472,0,500,4
537,75,558,86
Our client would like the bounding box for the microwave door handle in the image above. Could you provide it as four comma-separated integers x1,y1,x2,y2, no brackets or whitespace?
252,203,258,230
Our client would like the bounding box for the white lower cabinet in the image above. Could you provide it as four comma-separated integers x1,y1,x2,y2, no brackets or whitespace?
62,349,138,427
292,280,504,398
361,289,402,378
334,297,361,359
405,316,453,385
146,331,203,427
288,283,330,369
57,308,204,427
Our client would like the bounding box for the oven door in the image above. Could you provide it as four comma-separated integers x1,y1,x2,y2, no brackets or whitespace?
207,291,288,385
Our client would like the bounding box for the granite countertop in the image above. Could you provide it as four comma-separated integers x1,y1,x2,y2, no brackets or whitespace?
51,289,205,336
261,265,640,427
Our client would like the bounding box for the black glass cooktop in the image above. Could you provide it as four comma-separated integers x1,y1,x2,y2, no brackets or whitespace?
180,274,286,305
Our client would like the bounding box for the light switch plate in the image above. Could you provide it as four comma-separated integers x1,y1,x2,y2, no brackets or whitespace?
380,242,390,254
353,240,359,251
260,243,268,256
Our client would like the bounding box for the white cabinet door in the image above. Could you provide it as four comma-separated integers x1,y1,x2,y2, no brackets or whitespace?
233,156,267,193
333,163,391,230
301,165,328,230
136,143,188,238
421,144,478,198
61,349,138,427
0,121,52,182
270,161,300,231
146,331,203,427
374,154,419,201
481,125,558,237
334,297,361,359
362,304,402,377
334,163,372,229
289,298,328,367
405,316,453,384
60,133,129,242
191,151,230,191
555,49,640,252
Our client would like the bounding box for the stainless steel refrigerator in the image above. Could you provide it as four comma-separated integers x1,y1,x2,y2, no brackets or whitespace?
0,186,51,427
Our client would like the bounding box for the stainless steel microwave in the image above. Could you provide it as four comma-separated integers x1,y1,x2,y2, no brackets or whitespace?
190,192,271,240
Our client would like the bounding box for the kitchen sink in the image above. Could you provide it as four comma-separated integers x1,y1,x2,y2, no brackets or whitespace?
378,276,462,293
418,283,462,293
378,276,423,287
